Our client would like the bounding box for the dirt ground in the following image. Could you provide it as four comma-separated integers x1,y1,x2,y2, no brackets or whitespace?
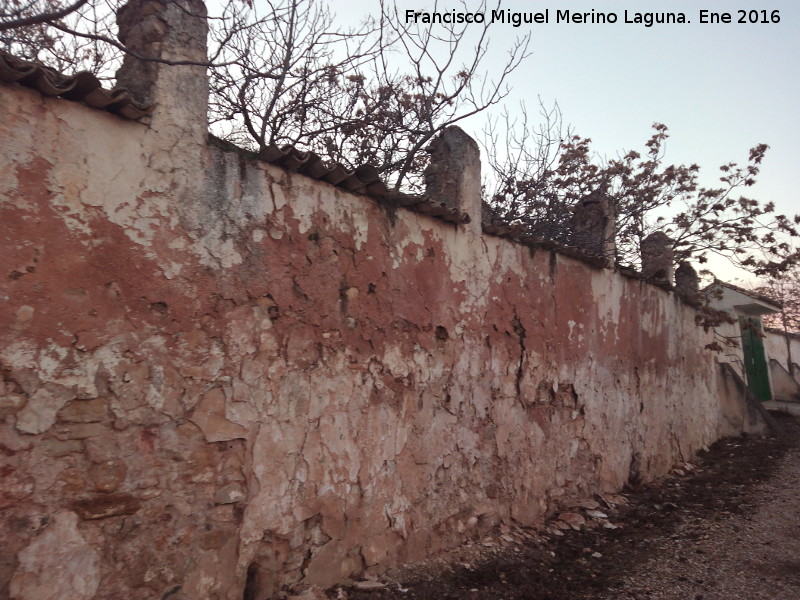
336,411,800,600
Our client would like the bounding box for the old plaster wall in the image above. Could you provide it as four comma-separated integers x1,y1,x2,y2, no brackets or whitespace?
0,80,751,600
766,331,800,375
765,331,800,402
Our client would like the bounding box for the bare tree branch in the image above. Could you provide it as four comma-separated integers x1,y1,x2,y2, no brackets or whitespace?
484,117,799,276
0,0,91,32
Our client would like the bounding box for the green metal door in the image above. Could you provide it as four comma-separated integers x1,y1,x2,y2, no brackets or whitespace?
740,316,772,402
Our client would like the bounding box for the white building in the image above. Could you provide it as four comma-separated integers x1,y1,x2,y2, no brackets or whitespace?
703,280,783,402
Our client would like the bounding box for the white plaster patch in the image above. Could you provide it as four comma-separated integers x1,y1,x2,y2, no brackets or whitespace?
340,202,369,250
385,496,410,539
381,345,410,378
48,191,94,236
1,341,37,371
0,165,22,207
590,269,621,325
10,511,101,600
37,342,69,380
270,181,288,213
168,237,187,250
199,235,243,269
15,386,73,434
163,261,182,279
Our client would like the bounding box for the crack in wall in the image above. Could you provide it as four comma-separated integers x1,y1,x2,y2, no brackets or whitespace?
512,311,527,400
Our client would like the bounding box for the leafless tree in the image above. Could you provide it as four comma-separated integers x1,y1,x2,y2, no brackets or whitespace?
1,0,92,32
209,0,530,191
8,2,794,276
1,0,123,79
207,0,384,159
757,265,800,333
485,117,799,276
2,0,530,192
482,100,574,242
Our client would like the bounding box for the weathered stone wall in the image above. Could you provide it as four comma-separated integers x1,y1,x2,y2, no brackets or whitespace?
0,80,756,600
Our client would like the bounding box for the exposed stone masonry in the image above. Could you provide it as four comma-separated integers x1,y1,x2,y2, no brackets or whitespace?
641,231,675,285
675,261,700,302
570,192,616,264
423,126,482,234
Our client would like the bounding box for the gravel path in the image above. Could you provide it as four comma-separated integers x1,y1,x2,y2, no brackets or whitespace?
603,440,800,600
340,412,800,600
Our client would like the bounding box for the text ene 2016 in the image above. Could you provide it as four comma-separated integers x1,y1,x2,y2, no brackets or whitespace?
700,10,780,24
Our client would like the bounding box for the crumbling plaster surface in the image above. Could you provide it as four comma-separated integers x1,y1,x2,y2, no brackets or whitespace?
1,83,744,600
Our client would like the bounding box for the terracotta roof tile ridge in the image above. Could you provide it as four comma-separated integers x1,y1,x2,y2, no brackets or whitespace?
206,136,472,225
0,49,151,120
482,222,612,269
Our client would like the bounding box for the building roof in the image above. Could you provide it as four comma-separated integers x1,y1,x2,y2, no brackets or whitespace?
703,279,782,317
704,279,783,310
765,327,800,341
